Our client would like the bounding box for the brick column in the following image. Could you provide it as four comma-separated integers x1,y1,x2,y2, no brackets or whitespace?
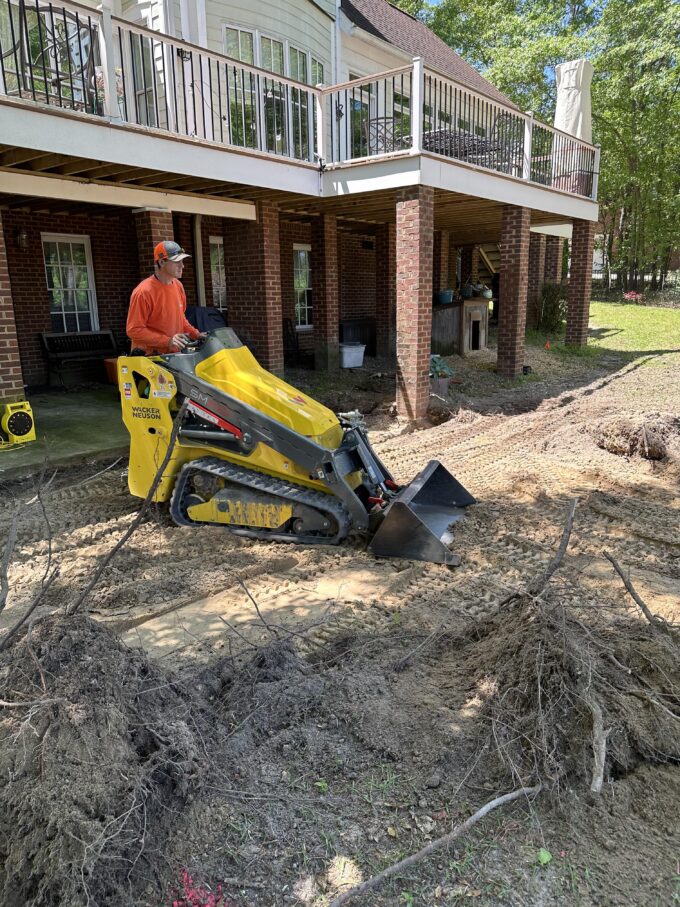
375,221,396,358
0,211,25,401
223,204,283,372
396,186,434,421
133,208,174,277
257,201,284,373
565,219,595,346
311,214,339,370
460,244,480,285
448,245,459,288
544,235,564,283
527,233,546,329
432,230,450,293
497,206,531,379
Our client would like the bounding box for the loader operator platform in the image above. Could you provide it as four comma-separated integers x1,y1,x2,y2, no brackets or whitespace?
127,240,205,354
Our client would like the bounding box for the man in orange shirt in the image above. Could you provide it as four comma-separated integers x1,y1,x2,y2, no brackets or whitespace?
127,241,205,354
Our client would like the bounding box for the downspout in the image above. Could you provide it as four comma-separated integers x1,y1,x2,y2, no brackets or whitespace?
193,214,206,306
335,0,341,84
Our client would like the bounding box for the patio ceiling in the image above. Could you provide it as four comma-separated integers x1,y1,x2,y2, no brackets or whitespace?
279,187,571,245
0,144,293,205
0,143,569,245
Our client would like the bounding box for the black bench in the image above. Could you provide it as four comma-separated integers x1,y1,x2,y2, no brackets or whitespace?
40,330,120,388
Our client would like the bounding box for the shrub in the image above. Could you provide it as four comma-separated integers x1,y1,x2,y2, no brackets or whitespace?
537,282,567,333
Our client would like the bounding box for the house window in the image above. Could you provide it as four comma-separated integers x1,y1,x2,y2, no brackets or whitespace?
224,27,257,148
225,27,254,64
131,35,156,126
289,46,309,160
289,46,307,83
42,234,98,332
311,58,324,86
209,237,227,311
293,245,312,328
349,73,373,158
393,91,411,140
260,36,284,74
222,25,325,158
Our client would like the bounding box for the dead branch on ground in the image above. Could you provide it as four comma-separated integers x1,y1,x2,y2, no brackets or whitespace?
1,463,58,652
604,551,673,634
327,785,542,907
395,499,578,671
587,698,610,793
66,399,188,616
0,568,60,653
0,504,20,615
527,499,577,596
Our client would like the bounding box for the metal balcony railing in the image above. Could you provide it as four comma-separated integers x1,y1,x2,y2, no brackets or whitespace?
0,0,320,161
0,1,599,199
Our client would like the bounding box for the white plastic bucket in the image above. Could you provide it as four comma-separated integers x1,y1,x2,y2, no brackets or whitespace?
339,342,365,368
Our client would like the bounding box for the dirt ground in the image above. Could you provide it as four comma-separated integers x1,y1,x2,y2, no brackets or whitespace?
1,321,680,907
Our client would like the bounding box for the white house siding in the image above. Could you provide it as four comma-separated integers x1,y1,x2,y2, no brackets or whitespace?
339,20,410,82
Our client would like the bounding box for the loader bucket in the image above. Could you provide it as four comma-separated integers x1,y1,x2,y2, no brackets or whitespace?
369,460,475,566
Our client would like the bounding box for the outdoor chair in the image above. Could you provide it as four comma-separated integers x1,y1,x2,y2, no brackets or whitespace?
283,318,314,368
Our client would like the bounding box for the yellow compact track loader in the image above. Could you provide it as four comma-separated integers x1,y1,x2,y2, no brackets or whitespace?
119,328,474,565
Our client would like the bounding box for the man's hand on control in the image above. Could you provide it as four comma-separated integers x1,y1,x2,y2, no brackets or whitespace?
170,332,190,351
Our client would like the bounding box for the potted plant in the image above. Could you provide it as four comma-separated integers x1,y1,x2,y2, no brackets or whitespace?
430,354,455,396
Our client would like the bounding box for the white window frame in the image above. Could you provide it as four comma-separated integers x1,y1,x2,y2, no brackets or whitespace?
222,24,322,86
289,44,308,83
293,243,313,331
41,233,99,332
311,57,324,86
209,235,227,311
224,25,255,64
259,32,285,74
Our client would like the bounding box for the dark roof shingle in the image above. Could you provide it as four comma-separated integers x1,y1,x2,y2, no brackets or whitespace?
340,0,516,109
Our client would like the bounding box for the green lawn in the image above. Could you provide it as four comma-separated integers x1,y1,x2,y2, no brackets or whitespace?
588,301,680,353
526,301,680,360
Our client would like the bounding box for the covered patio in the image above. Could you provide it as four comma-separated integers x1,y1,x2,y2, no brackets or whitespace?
274,184,594,420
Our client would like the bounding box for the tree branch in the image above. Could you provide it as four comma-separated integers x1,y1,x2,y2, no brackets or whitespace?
327,785,542,907
527,499,577,596
66,399,188,616
603,551,669,632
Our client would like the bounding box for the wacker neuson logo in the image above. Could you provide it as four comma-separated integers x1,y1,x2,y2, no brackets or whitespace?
132,406,161,420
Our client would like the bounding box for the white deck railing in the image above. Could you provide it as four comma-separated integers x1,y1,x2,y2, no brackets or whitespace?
318,61,598,200
0,0,599,198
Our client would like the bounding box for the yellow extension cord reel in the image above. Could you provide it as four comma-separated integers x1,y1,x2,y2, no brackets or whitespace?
0,401,36,449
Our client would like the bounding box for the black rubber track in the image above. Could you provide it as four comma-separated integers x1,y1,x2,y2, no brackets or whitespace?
169,456,352,545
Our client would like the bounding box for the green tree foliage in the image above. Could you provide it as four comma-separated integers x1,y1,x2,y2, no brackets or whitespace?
418,0,680,289
592,0,680,288
390,0,429,18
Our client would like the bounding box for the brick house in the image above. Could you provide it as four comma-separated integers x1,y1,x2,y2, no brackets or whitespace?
0,0,598,419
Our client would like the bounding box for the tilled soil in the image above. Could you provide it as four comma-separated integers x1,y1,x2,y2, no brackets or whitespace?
1,341,680,907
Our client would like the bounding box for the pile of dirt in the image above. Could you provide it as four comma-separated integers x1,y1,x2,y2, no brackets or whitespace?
595,413,679,460
0,615,217,906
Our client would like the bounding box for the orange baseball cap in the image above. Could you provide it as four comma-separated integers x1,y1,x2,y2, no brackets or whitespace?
154,240,190,263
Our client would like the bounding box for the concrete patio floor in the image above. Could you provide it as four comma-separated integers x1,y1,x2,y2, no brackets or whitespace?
0,386,128,480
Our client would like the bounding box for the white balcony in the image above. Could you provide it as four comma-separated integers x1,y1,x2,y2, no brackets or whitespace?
0,0,599,218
